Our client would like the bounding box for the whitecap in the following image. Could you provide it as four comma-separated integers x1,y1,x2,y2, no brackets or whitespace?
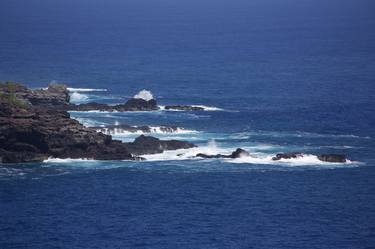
134,90,154,101
69,92,89,104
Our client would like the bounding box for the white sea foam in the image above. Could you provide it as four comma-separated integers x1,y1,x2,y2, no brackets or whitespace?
67,88,107,92
140,140,359,167
70,92,89,104
191,105,224,111
134,90,154,101
98,126,198,136
142,140,227,161
228,154,356,166
43,158,95,163
69,110,119,113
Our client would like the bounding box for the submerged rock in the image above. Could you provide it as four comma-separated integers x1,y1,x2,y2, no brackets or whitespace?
318,154,347,163
196,148,249,159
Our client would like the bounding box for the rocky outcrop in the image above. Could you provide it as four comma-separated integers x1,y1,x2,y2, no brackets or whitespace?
0,83,196,163
0,99,134,163
318,154,347,163
0,82,70,107
164,105,204,111
126,135,195,155
196,148,249,159
70,98,158,112
272,152,304,161
272,152,347,163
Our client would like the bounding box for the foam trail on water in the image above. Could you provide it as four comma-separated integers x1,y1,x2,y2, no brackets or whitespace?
239,131,371,140
192,105,224,111
67,88,107,92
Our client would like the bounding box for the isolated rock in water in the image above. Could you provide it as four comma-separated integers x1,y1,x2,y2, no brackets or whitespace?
318,154,347,163
196,148,250,159
119,98,158,111
126,135,196,155
272,152,304,161
70,98,158,112
164,105,204,111
230,148,250,158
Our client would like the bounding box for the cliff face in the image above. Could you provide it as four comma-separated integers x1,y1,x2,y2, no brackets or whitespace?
0,88,133,163
0,82,195,163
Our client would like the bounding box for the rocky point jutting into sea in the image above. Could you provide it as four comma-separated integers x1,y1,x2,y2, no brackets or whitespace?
0,82,195,163
0,82,348,164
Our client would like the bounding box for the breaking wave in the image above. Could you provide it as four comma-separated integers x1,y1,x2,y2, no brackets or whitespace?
134,90,154,101
97,126,199,136
140,140,359,167
70,92,89,104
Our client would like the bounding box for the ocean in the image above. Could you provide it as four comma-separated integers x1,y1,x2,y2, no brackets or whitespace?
1,0,375,248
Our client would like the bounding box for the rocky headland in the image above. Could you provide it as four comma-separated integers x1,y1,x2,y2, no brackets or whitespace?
0,82,195,163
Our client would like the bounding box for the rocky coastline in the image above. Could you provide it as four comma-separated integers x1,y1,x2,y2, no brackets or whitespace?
0,82,348,164
0,82,195,163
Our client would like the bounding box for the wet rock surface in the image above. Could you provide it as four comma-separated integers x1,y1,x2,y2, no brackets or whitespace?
272,152,304,161
196,148,250,159
318,154,347,163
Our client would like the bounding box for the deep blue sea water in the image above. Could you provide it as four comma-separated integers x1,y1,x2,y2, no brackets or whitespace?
1,0,375,248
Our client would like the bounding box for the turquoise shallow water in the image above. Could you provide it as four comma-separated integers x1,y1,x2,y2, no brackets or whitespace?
1,0,375,248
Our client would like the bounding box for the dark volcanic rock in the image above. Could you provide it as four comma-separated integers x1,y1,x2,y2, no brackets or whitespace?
126,135,195,155
0,82,70,107
318,154,347,163
164,105,204,111
70,98,158,112
230,148,250,158
196,148,249,159
70,102,113,112
0,99,134,163
0,83,198,163
272,152,304,161
119,98,158,111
